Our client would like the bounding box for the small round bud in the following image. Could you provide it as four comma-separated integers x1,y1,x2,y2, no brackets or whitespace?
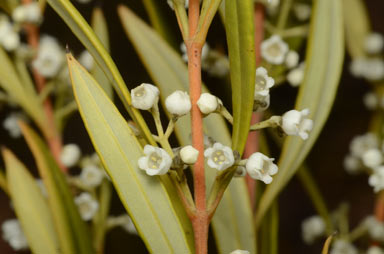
180,145,199,164
197,93,219,114
131,83,159,110
362,148,383,169
285,50,299,69
60,144,81,167
165,90,191,116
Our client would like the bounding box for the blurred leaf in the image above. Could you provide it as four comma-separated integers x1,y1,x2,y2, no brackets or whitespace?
117,6,255,253
2,148,59,254
0,47,46,131
67,53,194,253
20,122,94,254
256,0,344,227
225,0,255,155
142,0,176,47
91,7,113,100
342,0,370,58
0,168,8,195
46,0,155,145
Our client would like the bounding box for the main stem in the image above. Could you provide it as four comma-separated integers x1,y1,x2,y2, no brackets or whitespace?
22,0,65,171
188,0,209,253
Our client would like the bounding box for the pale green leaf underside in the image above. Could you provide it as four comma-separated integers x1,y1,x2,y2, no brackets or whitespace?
68,54,193,254
225,0,255,155
118,6,255,253
46,0,155,145
3,149,59,254
256,0,345,226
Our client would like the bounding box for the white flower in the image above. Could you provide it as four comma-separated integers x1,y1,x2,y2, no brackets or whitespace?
32,35,64,78
197,93,220,114
287,62,305,87
285,50,299,69
234,166,246,177
207,55,229,77
0,15,20,51
329,240,357,254
363,92,379,110
204,142,234,171
74,192,99,221
350,58,384,81
60,144,82,167
293,3,311,21
365,33,384,55
369,166,384,192
245,152,278,184
343,155,361,174
350,133,379,158
3,113,22,138
131,83,159,110
364,216,384,241
180,145,199,164
261,35,289,65
362,148,383,168
230,250,250,254
167,0,189,10
165,90,191,116
254,67,274,102
2,219,28,251
368,246,384,254
80,165,104,188
281,109,313,140
78,50,94,70
138,145,172,175
301,215,325,244
12,2,42,24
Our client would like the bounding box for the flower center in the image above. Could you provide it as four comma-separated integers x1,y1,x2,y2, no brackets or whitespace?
148,152,162,169
79,201,91,214
134,87,146,97
255,76,267,91
266,43,282,57
212,150,227,165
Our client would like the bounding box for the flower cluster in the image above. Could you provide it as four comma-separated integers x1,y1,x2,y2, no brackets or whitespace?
1,219,28,251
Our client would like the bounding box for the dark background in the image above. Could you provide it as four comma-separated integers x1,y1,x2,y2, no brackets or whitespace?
0,0,383,253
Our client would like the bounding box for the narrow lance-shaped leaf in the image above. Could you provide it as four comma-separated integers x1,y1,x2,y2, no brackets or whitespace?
67,52,194,253
342,0,370,59
225,0,256,155
117,6,255,253
2,148,60,254
91,7,113,99
20,122,94,254
0,46,46,132
255,0,345,227
45,0,155,145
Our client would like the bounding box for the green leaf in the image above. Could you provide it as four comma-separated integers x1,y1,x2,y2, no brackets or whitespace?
255,0,345,227
0,47,46,131
67,53,194,253
45,0,155,145
342,0,370,59
225,0,255,155
2,148,60,254
117,6,255,253
20,122,94,254
91,7,113,99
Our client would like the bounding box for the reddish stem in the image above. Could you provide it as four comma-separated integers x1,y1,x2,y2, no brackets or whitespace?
187,0,209,253
22,0,65,171
375,192,384,221
243,3,265,210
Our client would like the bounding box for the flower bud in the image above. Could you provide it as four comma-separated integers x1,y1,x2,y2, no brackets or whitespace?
281,109,313,140
180,145,199,164
197,93,219,114
165,90,191,116
60,144,81,167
